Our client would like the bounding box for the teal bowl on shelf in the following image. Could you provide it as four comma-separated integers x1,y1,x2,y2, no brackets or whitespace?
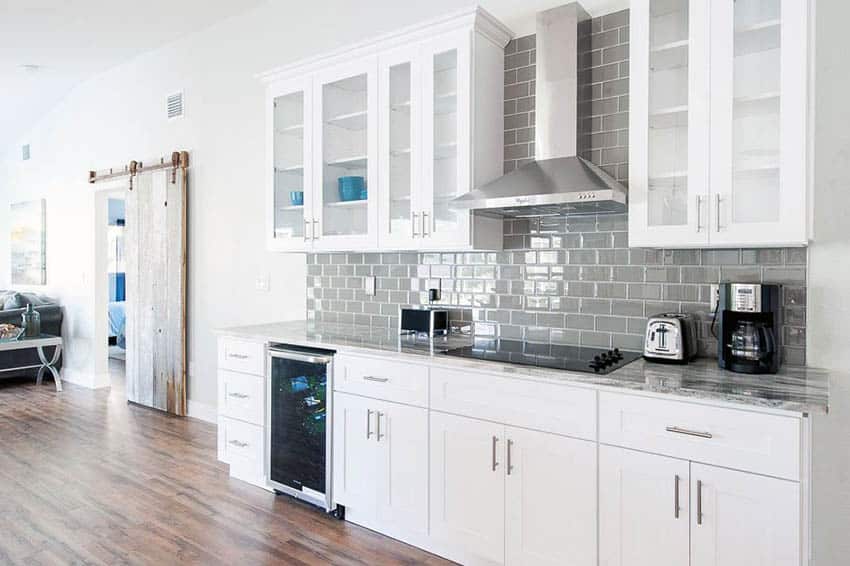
289,191,304,206
338,176,366,201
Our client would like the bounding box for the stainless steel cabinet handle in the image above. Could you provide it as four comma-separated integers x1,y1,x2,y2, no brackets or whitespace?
228,353,249,360
412,212,420,237
304,220,311,241
696,195,704,232
228,439,248,448
697,479,703,525
376,411,384,441
362,375,389,383
714,194,721,232
674,474,681,518
507,439,514,476
491,436,499,472
312,219,320,240
666,426,713,439
366,409,373,440
228,392,249,399
422,211,430,237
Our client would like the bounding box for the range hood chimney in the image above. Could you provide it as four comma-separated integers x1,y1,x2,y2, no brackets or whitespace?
452,2,628,217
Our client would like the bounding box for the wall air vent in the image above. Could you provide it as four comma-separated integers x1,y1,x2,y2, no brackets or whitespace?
21,144,30,161
167,91,184,120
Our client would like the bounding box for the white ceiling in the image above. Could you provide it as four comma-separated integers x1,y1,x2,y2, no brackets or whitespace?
0,0,266,154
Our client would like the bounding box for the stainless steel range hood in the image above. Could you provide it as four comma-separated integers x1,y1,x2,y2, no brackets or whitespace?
453,2,628,218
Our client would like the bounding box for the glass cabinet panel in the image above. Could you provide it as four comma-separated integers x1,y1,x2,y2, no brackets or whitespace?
730,0,781,224
647,0,689,228
388,62,414,238
273,91,306,241
430,48,460,237
320,73,369,238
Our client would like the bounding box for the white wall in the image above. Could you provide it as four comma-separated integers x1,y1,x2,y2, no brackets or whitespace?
0,0,622,407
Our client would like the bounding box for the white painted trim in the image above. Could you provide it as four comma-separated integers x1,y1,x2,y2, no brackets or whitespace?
188,399,217,424
257,6,512,83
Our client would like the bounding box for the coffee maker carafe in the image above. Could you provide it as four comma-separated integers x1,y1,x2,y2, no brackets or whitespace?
717,283,781,374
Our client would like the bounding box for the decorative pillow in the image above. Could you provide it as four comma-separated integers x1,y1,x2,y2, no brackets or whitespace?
2,293,31,310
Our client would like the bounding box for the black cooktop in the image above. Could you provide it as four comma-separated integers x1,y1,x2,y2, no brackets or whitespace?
441,339,642,374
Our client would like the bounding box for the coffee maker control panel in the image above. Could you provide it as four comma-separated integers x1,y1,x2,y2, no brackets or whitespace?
730,283,762,312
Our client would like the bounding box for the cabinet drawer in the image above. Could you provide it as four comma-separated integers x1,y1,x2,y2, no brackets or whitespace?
335,353,428,407
218,370,264,425
218,337,265,376
598,392,801,480
430,366,597,441
218,416,265,486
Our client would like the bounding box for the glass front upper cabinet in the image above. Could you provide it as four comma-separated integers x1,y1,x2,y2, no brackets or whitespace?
313,60,378,250
709,0,807,245
270,83,311,251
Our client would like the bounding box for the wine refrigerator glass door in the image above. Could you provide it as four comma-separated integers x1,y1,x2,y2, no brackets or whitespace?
267,347,333,510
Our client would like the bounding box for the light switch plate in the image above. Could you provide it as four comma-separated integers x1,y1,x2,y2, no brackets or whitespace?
255,274,270,292
710,284,720,311
365,275,376,296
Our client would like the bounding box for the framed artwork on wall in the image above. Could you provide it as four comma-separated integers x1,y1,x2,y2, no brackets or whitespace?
10,199,46,285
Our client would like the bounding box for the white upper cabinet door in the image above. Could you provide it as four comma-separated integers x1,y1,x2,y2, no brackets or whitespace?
708,0,808,246
374,400,428,537
332,392,378,518
420,30,474,250
505,427,597,566
599,445,690,566
690,463,800,566
268,77,313,251
629,0,711,247
430,411,505,566
377,45,423,249
312,58,379,250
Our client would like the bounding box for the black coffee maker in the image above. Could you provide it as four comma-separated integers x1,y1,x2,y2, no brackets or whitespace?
717,283,781,374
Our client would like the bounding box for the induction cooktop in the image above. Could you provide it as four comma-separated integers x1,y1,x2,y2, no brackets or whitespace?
441,339,642,374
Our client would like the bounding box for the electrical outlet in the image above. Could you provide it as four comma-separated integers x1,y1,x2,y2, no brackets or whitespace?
255,274,270,292
365,275,376,296
710,284,720,311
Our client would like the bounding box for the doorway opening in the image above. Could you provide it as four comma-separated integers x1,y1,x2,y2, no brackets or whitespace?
106,197,126,389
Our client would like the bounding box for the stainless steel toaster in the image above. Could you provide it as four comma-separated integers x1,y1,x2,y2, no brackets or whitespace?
644,313,698,363
399,307,449,337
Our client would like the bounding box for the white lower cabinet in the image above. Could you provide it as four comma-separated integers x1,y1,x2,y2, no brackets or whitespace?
600,446,801,566
599,446,691,566
429,411,597,566
690,463,800,566
332,392,428,540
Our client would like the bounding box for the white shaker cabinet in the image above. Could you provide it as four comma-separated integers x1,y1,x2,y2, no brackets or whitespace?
263,7,510,252
630,0,809,248
599,446,691,566
332,392,428,541
690,463,800,566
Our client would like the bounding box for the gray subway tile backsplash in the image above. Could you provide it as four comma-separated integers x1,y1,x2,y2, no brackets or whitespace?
305,9,807,365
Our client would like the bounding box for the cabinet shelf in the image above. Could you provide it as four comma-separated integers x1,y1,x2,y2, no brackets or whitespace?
734,91,780,105
435,92,457,115
435,141,458,160
326,199,367,208
326,155,368,169
649,170,688,181
326,110,367,131
735,19,780,35
277,204,305,212
650,39,689,53
276,124,304,136
391,100,411,112
390,147,412,156
275,165,304,173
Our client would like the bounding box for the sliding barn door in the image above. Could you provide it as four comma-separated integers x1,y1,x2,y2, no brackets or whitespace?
124,168,187,415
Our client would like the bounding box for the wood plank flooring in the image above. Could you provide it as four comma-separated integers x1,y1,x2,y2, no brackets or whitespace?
0,370,452,565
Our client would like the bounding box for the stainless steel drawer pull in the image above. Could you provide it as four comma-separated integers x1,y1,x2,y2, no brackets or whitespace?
412,212,420,237
422,211,430,237
697,479,704,525
665,426,713,439
362,375,389,383
506,439,514,476
491,436,499,472
376,411,384,441
228,353,249,360
674,474,681,518
228,439,249,448
366,409,374,440
228,392,249,399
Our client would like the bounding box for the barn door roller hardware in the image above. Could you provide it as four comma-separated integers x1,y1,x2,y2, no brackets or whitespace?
88,151,190,186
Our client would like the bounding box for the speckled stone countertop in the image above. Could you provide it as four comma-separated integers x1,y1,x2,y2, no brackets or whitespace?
216,321,829,415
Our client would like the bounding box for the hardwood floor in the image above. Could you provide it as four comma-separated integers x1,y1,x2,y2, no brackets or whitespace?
0,371,452,566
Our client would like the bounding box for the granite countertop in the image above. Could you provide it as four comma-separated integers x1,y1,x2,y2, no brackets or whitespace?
216,321,829,415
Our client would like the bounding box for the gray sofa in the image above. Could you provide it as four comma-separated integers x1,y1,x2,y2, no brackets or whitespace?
0,291,63,378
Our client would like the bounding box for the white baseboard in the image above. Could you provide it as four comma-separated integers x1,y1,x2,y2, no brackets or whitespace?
62,369,111,389
187,400,217,423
